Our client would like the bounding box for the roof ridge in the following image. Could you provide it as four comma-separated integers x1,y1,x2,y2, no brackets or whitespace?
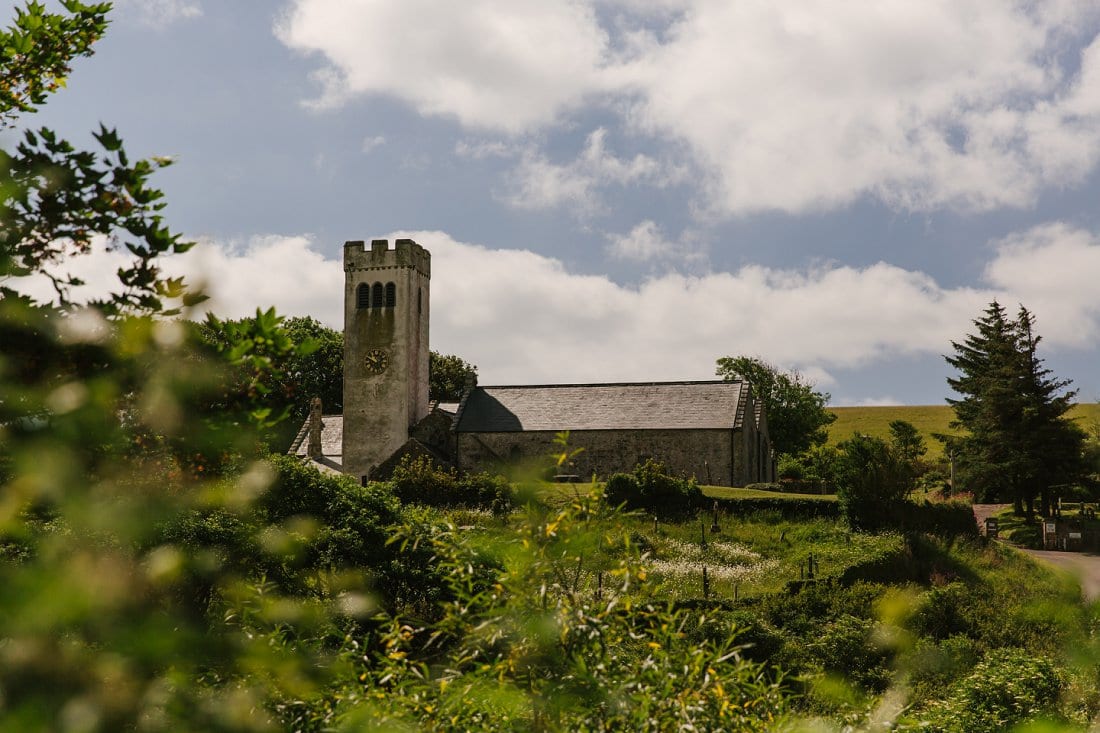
475,379,741,390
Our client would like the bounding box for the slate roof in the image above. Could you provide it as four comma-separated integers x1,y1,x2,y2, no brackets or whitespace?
454,381,746,433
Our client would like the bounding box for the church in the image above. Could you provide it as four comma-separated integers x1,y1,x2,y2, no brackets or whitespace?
291,238,775,487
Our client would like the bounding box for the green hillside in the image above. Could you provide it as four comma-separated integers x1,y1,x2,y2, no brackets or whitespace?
825,403,1100,460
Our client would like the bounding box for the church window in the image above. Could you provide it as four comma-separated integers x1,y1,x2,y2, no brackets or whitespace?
371,283,384,308
356,283,369,309
385,282,396,307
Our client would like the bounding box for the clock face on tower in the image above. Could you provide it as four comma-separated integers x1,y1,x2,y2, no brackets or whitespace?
364,348,388,374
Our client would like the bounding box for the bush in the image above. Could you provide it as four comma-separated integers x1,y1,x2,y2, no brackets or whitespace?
906,635,982,704
807,614,892,691
898,501,978,537
714,496,840,519
388,455,515,515
777,454,805,481
920,648,1063,732
602,459,702,517
835,434,911,531
163,454,450,613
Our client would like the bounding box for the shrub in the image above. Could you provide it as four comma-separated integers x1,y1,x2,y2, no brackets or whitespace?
835,434,910,531
906,635,982,704
388,455,515,515
898,501,978,537
808,614,892,691
603,459,702,517
714,496,840,519
920,648,1063,732
163,454,451,613
777,454,805,480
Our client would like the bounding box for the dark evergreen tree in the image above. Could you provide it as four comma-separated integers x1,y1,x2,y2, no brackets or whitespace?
1014,306,1087,516
945,301,1085,515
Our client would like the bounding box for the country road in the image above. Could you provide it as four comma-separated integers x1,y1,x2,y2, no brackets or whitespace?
973,504,1100,602
1017,549,1100,601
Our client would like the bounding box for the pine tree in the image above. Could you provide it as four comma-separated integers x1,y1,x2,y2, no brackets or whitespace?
945,301,1086,515
1014,306,1087,516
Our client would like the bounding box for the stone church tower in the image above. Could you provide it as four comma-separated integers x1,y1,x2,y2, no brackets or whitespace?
341,238,430,481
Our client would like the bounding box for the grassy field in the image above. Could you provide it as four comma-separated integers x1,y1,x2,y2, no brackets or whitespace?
702,485,836,501
536,481,838,505
826,402,1100,461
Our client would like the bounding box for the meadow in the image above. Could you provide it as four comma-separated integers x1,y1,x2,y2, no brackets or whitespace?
450,480,1099,730
826,403,1100,460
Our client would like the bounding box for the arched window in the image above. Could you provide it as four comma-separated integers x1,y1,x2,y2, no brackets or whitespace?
385,282,396,308
356,283,369,309
371,283,384,308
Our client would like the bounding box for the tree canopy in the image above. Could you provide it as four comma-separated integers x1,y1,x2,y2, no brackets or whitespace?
429,350,477,402
946,301,1087,515
716,355,836,456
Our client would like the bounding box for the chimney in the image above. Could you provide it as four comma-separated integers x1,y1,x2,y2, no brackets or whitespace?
307,397,323,459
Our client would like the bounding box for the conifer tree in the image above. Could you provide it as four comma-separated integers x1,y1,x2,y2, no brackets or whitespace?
945,301,1085,515
1015,306,1087,515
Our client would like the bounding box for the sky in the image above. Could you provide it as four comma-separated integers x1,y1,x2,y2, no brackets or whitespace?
11,0,1100,405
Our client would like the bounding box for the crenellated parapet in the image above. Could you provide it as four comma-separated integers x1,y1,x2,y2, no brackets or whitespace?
343,238,431,277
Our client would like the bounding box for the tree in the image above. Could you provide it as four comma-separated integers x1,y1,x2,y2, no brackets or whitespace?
197,314,344,421
889,419,927,492
715,355,836,456
1,3,196,316
834,433,909,531
283,315,343,413
430,350,477,402
888,420,926,464
0,4,319,727
946,301,1086,515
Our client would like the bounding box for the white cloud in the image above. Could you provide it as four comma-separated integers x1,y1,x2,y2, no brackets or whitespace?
275,0,611,132
606,220,671,261
12,224,1100,397
982,222,1100,346
10,236,343,327
401,227,1099,385
504,128,668,213
850,396,905,407
112,0,202,29
276,0,1100,215
618,0,1100,214
605,220,704,264
361,135,386,154
454,139,517,160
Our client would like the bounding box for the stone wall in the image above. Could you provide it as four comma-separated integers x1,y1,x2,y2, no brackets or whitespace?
456,428,735,485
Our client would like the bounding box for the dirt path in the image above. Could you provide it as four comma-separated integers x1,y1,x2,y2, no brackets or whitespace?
972,504,1100,602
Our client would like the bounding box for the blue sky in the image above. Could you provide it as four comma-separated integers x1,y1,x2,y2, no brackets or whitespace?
16,0,1100,405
